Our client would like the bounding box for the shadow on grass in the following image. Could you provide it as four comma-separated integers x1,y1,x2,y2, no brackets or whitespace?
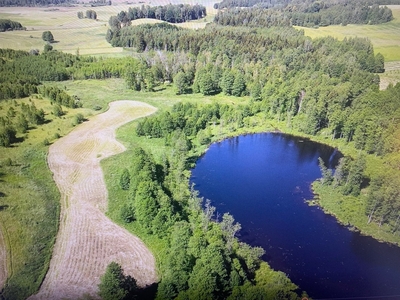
0,204,9,211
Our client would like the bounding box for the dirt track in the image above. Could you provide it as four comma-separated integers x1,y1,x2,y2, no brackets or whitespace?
29,101,157,300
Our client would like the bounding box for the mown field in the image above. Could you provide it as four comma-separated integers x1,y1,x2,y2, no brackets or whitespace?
0,93,99,298
0,75,251,298
0,0,217,56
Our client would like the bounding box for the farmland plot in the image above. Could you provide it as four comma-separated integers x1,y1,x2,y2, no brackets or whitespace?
29,101,157,300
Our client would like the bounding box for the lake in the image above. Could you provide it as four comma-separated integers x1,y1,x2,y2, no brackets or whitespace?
190,133,400,299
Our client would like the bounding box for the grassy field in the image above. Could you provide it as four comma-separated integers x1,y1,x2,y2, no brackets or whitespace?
0,5,129,55
0,94,104,298
297,5,400,62
296,5,400,88
0,0,217,55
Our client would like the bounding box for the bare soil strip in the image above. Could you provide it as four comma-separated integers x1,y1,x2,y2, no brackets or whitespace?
29,101,157,300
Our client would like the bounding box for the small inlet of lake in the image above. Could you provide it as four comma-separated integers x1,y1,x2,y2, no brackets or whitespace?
190,133,400,299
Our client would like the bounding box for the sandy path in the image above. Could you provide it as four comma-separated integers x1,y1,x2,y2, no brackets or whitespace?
29,101,157,300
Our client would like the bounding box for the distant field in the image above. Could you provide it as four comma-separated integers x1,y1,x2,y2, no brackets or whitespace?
297,5,400,62
297,5,400,88
0,0,217,55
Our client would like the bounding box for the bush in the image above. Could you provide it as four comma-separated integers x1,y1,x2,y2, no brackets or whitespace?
73,113,85,125
53,104,63,117
42,31,54,43
120,204,135,223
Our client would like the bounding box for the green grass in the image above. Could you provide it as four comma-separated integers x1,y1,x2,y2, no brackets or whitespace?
312,181,400,246
52,78,250,112
0,79,252,297
296,5,400,62
0,5,133,55
0,2,216,56
0,92,118,299
0,77,397,298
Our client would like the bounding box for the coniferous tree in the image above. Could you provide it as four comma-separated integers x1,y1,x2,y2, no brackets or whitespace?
120,168,130,190
318,157,333,185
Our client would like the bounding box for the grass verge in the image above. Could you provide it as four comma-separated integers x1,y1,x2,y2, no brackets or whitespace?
312,181,400,246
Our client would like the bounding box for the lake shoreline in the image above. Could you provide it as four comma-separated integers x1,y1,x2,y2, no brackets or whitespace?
191,132,400,299
191,125,400,249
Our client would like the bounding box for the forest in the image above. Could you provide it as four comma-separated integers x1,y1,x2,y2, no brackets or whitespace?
214,0,400,9
0,0,73,6
103,18,400,240
108,3,206,31
214,4,393,27
213,0,394,27
1,1,400,299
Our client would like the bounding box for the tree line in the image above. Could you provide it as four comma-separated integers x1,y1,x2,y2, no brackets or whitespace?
214,0,400,10
0,48,162,102
115,142,303,299
214,4,393,28
0,0,74,6
0,49,69,101
88,0,110,7
77,10,97,20
108,3,206,33
0,19,24,31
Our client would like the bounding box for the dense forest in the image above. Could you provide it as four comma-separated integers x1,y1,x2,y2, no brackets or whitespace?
114,145,302,299
2,1,400,298
214,0,393,27
214,4,392,27
104,21,400,236
214,0,400,9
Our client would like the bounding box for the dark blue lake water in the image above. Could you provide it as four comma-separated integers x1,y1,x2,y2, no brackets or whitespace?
190,133,400,300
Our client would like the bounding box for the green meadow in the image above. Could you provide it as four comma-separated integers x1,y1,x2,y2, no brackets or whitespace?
0,0,217,56
0,93,99,298
297,5,400,62
296,5,400,87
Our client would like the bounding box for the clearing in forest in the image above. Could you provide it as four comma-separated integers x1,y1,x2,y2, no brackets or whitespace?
29,101,157,300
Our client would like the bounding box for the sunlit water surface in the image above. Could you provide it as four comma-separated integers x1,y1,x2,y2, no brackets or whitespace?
190,133,400,299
